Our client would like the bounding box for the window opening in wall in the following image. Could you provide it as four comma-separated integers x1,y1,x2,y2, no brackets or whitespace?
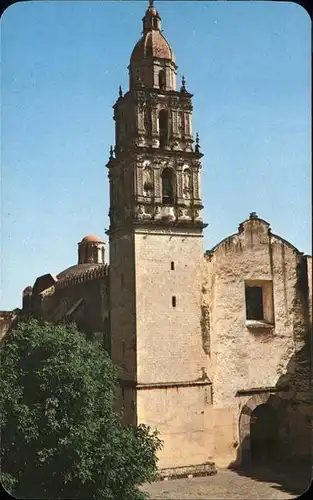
171,261,175,270
161,168,175,205
159,109,169,147
159,70,166,90
245,286,264,320
172,296,176,307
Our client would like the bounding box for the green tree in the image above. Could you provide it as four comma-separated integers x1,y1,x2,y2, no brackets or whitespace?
0,319,162,499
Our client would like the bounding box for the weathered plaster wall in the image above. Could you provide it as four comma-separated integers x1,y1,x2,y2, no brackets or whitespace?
203,216,311,465
137,385,214,469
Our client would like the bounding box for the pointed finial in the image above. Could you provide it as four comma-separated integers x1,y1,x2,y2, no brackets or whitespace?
180,75,186,93
195,133,200,153
109,145,114,160
118,85,123,98
149,0,154,8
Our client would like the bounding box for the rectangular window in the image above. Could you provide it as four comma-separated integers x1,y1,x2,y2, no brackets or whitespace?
172,296,176,307
245,286,263,320
171,261,175,270
245,280,274,325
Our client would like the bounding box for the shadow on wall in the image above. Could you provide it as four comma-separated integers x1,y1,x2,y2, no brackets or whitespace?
228,340,313,497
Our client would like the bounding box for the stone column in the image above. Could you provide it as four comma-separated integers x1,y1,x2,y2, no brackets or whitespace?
154,164,162,204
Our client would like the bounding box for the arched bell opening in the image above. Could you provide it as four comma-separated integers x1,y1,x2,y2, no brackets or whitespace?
159,109,169,147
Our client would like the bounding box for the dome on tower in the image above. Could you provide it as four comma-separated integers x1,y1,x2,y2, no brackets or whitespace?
130,0,175,65
81,234,103,244
77,234,105,265
130,31,175,63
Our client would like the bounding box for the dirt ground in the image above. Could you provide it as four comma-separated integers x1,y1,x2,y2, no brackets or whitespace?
141,464,312,499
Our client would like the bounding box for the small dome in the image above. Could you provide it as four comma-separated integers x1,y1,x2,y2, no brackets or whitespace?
81,234,103,244
131,31,175,63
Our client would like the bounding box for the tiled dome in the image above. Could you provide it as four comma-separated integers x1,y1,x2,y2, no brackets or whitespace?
130,30,175,63
80,234,103,244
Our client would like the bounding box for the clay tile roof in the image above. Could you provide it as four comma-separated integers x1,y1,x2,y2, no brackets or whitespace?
56,263,108,288
81,234,103,244
131,31,175,63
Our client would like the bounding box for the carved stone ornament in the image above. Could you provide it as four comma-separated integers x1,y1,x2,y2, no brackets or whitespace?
153,158,162,167
183,168,192,199
142,206,153,220
161,206,176,221
136,205,144,220
143,166,154,196
194,209,203,221
171,140,180,151
143,104,151,133
136,91,146,104
193,171,200,199
183,168,191,189
170,98,179,109
154,205,162,220
178,207,191,220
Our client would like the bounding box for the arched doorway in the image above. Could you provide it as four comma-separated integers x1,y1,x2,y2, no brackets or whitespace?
239,393,288,465
250,404,278,463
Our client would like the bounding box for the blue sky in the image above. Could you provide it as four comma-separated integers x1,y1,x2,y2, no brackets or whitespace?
1,1,311,310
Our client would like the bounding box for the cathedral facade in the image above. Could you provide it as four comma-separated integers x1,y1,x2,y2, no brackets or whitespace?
6,1,312,474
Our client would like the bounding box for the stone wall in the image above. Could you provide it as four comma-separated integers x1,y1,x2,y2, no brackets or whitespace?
134,227,208,383
134,226,212,469
31,274,109,338
109,229,137,384
307,255,312,328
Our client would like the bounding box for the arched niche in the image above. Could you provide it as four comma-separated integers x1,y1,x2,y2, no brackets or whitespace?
158,69,166,90
161,167,175,205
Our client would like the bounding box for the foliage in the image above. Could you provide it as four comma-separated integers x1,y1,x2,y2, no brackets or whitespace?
0,319,162,499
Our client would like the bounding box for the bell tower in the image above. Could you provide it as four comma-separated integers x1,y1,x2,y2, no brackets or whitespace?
107,1,210,469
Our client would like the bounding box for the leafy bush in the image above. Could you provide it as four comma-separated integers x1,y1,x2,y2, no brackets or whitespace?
0,319,162,499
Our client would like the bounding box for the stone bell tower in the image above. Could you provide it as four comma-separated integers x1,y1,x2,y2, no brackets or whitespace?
107,1,211,470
